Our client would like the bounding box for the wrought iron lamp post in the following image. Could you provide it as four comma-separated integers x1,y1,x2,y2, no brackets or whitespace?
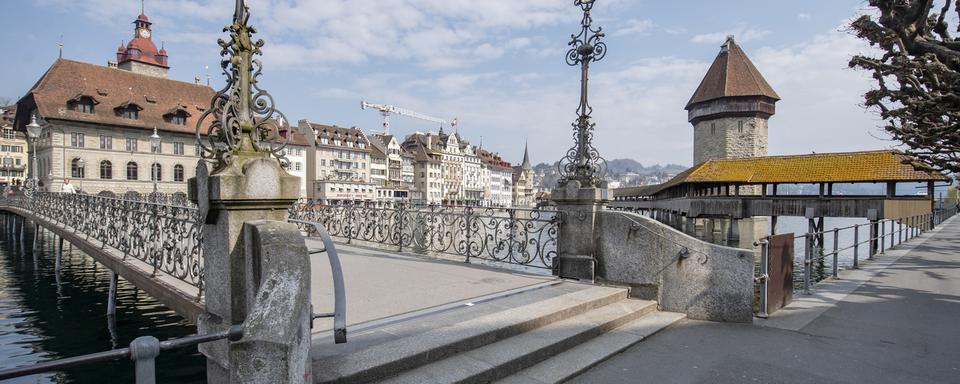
25,114,43,196
552,0,610,283
557,0,608,188
150,127,161,193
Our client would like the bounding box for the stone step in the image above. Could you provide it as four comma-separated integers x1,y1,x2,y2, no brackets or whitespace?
312,284,629,384
375,299,658,384
495,311,686,384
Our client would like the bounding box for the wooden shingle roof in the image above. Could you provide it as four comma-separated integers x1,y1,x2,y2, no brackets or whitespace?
686,37,780,109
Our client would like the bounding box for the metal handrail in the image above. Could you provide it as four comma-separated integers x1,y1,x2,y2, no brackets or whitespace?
755,211,948,297
288,218,347,344
0,325,243,383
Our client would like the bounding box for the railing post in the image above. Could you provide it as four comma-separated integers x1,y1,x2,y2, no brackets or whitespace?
396,204,404,253
853,224,859,269
757,238,770,318
129,336,160,384
507,209,517,263
832,227,839,278
898,219,903,245
464,207,473,264
804,234,812,295
346,204,353,245
879,220,886,254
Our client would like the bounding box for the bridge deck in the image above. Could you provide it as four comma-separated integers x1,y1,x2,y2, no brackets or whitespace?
5,204,555,333
306,241,555,335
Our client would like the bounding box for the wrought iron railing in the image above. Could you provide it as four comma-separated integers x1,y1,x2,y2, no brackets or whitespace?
2,192,204,293
289,202,561,269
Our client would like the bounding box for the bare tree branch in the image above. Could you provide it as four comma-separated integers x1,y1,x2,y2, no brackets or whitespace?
851,0,960,173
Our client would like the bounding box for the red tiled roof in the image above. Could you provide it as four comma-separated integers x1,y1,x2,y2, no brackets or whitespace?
686,37,780,109
17,59,215,136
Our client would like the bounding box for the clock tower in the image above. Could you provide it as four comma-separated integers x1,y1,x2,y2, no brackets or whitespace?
116,6,169,78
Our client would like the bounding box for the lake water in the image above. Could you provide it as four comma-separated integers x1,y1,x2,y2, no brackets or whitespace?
0,213,205,383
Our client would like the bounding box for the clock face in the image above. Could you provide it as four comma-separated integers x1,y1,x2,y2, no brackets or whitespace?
139,29,151,38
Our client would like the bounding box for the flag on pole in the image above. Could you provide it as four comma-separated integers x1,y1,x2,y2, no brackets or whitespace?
451,117,458,130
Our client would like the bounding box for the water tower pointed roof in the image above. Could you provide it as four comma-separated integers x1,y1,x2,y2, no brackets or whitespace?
685,36,780,110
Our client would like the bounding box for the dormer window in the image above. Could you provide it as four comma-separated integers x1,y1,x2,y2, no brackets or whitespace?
164,108,190,125
115,102,142,120
68,95,97,114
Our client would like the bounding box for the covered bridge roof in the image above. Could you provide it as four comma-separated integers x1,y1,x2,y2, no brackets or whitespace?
614,150,949,198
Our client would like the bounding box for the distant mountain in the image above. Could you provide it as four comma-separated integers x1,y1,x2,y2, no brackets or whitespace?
532,159,689,190
533,159,687,176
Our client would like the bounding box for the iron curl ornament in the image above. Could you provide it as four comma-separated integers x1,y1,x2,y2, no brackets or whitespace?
558,0,608,188
195,0,291,171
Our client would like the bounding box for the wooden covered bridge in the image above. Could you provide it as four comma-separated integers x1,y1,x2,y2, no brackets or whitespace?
609,150,950,241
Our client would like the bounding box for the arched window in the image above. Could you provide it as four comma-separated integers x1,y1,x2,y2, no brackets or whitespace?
173,164,184,182
71,158,85,178
151,163,162,182
127,162,138,180
100,160,112,179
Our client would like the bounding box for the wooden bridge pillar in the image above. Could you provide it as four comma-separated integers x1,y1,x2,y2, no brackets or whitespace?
107,272,119,317
727,217,739,242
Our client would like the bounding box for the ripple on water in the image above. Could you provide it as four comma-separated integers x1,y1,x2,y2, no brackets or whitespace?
0,215,205,383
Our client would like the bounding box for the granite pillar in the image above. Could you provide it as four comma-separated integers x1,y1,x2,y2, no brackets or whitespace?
552,180,608,282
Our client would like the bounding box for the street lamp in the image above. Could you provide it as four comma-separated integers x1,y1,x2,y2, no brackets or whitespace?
76,158,85,193
150,127,161,193
25,114,43,196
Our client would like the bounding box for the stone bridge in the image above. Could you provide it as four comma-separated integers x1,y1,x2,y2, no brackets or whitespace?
1,190,760,383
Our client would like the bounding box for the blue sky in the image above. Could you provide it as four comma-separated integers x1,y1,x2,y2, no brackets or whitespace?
1,0,887,167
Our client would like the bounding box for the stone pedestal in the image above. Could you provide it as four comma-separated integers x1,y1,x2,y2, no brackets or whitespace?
552,180,608,282
189,154,302,382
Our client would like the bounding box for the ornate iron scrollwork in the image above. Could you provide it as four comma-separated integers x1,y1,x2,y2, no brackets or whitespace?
289,202,560,270
558,0,608,188
195,0,290,171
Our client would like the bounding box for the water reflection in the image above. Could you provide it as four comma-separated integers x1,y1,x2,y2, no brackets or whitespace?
0,213,205,383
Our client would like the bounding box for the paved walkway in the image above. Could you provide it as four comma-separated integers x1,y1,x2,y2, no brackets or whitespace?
305,241,555,333
572,215,960,384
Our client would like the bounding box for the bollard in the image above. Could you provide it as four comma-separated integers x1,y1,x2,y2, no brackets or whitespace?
107,272,119,317
832,228,839,278
853,225,859,269
129,336,160,384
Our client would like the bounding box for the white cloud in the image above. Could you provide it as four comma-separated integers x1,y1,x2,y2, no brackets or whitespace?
35,0,578,70
691,27,770,44
614,19,657,36
798,13,812,21
752,28,890,155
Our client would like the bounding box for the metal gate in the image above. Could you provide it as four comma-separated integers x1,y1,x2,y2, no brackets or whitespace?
757,233,794,317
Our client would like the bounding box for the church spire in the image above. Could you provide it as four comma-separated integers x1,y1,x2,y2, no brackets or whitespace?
521,141,531,170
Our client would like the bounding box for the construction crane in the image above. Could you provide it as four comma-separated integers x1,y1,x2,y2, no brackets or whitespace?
361,101,456,135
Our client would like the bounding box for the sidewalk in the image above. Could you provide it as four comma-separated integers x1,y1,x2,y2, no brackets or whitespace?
571,215,960,384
